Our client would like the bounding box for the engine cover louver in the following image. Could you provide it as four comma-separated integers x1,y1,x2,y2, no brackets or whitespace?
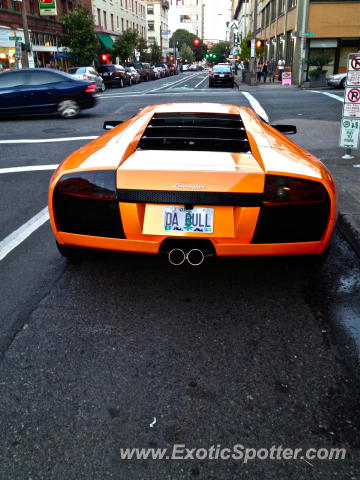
137,113,251,153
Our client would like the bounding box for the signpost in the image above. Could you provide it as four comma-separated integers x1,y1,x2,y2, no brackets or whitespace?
340,53,360,158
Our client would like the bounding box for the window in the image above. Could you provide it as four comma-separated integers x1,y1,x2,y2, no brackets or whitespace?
97,8,101,25
27,71,63,85
270,0,276,22
126,20,129,29
287,0,296,8
111,13,114,31
121,18,124,31
117,16,119,28
0,71,27,88
147,4,154,14
148,21,155,31
278,0,285,15
103,11,107,29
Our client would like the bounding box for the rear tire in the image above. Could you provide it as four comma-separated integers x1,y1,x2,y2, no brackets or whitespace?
57,99,80,119
340,77,346,89
101,82,106,92
56,242,85,260
119,78,124,88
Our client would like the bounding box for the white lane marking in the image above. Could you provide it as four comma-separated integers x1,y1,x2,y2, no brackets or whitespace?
0,136,98,144
240,91,269,122
194,75,209,89
0,207,49,262
309,90,343,102
98,90,236,99
147,72,200,92
0,165,58,174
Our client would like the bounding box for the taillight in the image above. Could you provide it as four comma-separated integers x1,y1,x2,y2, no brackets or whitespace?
263,175,328,205
53,170,125,238
55,171,116,201
84,83,96,93
114,72,120,77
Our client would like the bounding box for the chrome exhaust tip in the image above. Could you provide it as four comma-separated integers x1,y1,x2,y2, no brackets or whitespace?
168,248,186,266
187,248,205,266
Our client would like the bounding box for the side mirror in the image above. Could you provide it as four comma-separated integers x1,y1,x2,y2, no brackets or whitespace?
103,120,124,130
271,124,297,135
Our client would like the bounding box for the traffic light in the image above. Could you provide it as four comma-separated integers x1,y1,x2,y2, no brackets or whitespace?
100,53,110,63
193,38,200,47
256,40,264,48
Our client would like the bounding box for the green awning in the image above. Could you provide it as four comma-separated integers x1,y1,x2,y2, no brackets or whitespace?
97,33,114,53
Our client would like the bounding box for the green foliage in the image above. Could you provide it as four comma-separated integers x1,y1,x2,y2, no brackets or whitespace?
180,43,194,64
113,29,138,63
60,7,99,66
170,29,207,60
208,41,230,61
149,41,162,65
308,53,332,71
239,32,252,64
137,36,149,62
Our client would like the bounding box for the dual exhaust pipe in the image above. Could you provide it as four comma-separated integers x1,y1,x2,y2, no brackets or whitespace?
168,248,208,266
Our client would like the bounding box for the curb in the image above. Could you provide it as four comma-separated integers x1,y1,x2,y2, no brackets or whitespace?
337,213,360,258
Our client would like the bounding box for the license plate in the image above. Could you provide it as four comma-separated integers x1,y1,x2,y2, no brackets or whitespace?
102,72,108,77
164,207,213,233
220,74,225,77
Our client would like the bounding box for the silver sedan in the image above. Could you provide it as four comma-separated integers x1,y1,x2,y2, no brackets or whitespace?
327,73,346,89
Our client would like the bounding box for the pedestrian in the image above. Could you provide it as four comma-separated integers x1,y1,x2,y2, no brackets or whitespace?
262,61,268,83
278,57,285,81
256,59,262,82
267,57,276,82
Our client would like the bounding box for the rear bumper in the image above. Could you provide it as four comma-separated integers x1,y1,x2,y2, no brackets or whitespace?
209,77,234,86
55,232,331,256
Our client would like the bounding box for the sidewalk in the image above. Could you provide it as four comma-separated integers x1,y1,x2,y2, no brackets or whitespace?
234,73,360,258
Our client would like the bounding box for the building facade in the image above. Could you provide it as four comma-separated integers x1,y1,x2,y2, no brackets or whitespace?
0,0,91,69
168,0,204,39
146,0,169,56
92,0,147,49
232,0,360,85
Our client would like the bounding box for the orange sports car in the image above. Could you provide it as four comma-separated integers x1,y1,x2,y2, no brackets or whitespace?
48,103,336,266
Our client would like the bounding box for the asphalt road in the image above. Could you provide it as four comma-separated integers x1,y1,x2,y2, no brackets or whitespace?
0,72,359,480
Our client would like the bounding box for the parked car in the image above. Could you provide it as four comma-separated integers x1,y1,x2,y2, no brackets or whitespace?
167,64,179,75
0,68,97,118
182,64,190,72
49,103,336,263
125,66,140,84
327,72,346,89
97,64,128,88
152,67,161,79
128,62,155,81
209,65,235,88
67,66,105,92
154,66,166,78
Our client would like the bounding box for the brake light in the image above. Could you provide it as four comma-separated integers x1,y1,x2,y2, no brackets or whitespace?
263,175,329,205
114,72,120,77
55,171,117,201
84,83,96,93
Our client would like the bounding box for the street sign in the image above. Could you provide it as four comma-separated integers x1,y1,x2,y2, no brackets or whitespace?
250,39,255,58
340,53,360,153
339,118,360,149
299,32,316,37
345,87,360,104
15,41,22,59
8,36,22,41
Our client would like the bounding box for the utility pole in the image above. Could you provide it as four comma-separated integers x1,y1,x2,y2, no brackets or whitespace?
251,0,257,82
21,0,30,68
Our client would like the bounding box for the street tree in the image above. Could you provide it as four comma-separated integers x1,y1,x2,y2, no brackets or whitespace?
149,41,162,65
113,29,138,63
60,7,99,66
239,32,252,68
170,29,207,60
180,44,194,64
137,36,150,62
208,41,231,62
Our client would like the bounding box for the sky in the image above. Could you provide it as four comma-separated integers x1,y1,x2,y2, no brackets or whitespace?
203,0,232,42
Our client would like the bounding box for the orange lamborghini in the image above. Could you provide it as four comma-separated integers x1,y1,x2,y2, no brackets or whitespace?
48,103,336,265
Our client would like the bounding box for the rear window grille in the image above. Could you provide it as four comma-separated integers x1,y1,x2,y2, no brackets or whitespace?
137,113,251,153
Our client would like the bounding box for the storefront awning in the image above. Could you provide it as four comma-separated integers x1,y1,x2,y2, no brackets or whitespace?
97,33,114,53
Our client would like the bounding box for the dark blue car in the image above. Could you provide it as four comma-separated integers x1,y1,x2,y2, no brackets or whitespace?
0,68,97,118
